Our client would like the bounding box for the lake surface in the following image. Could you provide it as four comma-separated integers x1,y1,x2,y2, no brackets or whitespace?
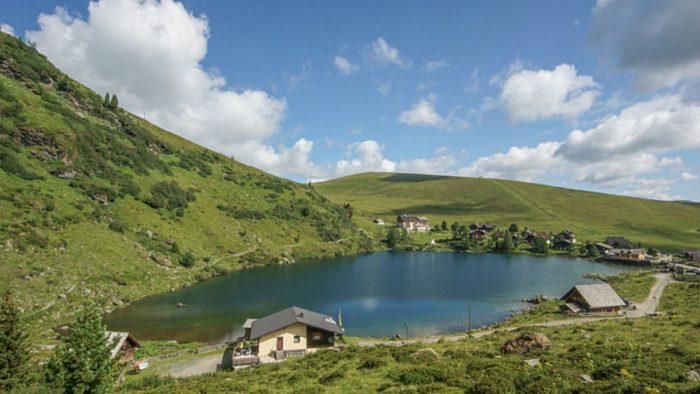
105,252,641,343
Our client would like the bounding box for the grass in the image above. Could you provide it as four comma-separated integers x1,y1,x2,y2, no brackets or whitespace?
316,172,700,251
0,32,374,340
117,276,700,393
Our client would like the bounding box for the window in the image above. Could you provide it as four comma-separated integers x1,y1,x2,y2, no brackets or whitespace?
294,335,301,343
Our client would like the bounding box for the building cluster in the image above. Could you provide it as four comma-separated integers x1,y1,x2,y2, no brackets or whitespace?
396,214,430,232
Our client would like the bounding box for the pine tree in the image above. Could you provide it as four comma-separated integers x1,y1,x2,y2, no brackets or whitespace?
441,220,447,231
0,293,29,391
46,299,115,394
386,227,400,248
109,94,119,110
103,93,110,107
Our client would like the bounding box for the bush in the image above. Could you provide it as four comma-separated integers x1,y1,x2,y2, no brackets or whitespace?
146,181,195,210
359,355,388,369
180,251,195,268
318,368,345,385
26,231,49,249
0,148,42,180
122,374,174,391
107,221,126,233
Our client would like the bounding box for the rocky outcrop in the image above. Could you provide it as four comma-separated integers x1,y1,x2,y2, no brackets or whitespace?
501,333,551,354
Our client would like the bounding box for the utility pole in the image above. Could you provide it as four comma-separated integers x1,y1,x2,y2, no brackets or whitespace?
404,323,408,340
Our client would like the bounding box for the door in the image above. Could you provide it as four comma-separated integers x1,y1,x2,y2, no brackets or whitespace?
276,336,284,351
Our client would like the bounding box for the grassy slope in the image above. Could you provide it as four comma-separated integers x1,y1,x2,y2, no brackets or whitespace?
316,172,700,250
0,32,373,336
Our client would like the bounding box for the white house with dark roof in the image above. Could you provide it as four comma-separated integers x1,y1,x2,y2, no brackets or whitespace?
242,306,343,359
397,214,429,232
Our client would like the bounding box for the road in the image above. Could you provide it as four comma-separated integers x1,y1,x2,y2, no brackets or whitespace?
357,273,673,347
167,347,233,378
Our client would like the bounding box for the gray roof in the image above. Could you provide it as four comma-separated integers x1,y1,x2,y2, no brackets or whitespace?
249,306,343,339
562,284,626,309
242,318,257,329
106,331,139,359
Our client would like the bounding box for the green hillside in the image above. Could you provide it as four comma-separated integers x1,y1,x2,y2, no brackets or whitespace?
0,32,373,334
316,172,700,250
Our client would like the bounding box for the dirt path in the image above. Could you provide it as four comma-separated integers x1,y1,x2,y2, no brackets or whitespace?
167,353,223,378
358,273,673,347
209,247,256,266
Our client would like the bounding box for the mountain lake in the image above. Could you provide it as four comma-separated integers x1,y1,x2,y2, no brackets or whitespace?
104,251,642,343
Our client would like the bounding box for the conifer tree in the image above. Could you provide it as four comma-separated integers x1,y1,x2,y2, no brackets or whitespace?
109,94,118,110
46,299,115,394
0,293,29,391
103,93,110,107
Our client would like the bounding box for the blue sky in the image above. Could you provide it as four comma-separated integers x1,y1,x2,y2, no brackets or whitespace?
1,0,699,201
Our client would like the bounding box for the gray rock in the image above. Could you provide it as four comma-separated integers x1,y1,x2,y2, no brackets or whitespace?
502,333,551,354
523,358,540,368
688,370,700,382
579,374,594,383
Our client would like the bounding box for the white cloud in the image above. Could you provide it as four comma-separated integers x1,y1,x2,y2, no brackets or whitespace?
398,98,447,128
25,0,295,175
334,140,456,177
498,63,600,122
466,67,480,93
333,56,359,75
461,95,700,196
335,140,396,176
622,178,682,201
397,96,468,130
681,171,698,181
459,142,563,181
285,61,312,92
556,95,700,162
424,60,448,73
0,23,15,36
572,155,682,187
368,37,411,69
591,0,700,90
234,138,323,178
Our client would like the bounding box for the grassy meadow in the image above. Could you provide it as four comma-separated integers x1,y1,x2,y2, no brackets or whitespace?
316,172,700,250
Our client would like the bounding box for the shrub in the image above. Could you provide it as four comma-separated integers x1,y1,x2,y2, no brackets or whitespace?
180,251,195,268
0,148,42,180
108,221,126,233
318,368,345,385
359,355,388,369
122,374,174,391
26,231,49,249
146,181,195,210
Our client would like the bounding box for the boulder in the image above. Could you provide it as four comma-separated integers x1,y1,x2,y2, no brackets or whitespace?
578,374,593,383
501,333,551,354
688,370,700,382
523,358,540,368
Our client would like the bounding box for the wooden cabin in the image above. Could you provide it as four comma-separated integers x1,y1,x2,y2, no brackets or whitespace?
560,284,626,315
106,331,140,363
